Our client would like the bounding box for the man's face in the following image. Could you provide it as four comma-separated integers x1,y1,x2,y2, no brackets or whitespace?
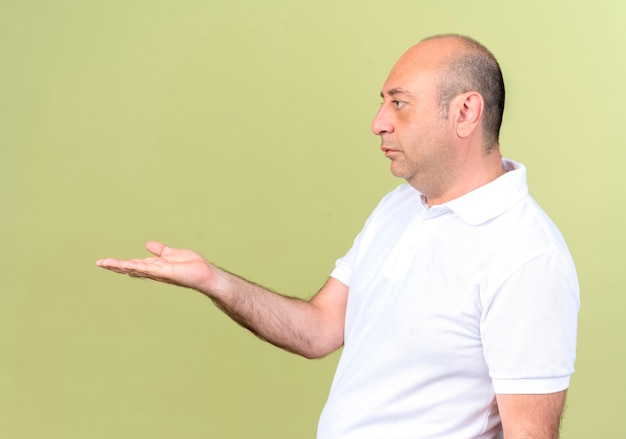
372,44,456,195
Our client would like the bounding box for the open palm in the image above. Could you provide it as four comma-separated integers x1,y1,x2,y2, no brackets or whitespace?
96,241,214,291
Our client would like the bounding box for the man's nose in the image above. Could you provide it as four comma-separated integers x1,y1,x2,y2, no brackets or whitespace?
371,105,394,135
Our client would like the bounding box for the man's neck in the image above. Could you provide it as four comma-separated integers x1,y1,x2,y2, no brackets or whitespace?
422,150,505,208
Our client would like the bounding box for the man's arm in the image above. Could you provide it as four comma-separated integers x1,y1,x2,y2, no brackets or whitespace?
96,241,348,359
496,391,567,439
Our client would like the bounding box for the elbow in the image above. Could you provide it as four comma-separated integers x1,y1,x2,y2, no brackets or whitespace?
300,350,330,360
298,339,343,360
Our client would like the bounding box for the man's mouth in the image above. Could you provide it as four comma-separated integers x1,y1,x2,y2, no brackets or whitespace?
381,145,398,157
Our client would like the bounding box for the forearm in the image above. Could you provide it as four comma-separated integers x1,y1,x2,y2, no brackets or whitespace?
202,268,344,359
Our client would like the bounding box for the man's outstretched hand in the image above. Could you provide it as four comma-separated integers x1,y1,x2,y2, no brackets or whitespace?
96,241,215,292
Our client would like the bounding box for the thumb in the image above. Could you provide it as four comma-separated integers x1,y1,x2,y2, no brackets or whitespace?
146,241,167,257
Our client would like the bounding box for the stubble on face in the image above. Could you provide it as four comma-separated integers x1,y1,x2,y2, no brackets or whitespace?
378,44,459,198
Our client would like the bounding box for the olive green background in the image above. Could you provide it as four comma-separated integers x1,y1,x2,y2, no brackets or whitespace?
1,1,623,437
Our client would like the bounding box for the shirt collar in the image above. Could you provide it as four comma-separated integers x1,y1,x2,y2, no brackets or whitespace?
441,159,529,225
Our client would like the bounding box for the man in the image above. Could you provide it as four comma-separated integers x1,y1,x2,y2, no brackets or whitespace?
97,34,579,438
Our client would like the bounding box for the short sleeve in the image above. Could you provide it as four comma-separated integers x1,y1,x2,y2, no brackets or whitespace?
330,230,363,287
481,249,580,394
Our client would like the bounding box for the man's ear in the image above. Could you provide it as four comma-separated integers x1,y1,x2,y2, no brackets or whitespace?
454,91,484,138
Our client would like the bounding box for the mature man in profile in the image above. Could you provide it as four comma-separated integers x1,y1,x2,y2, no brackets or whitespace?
97,34,579,438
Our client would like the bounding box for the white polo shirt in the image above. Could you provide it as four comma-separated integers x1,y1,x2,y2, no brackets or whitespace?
317,160,579,439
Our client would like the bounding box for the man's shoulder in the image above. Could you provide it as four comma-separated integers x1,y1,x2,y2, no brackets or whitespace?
508,194,572,253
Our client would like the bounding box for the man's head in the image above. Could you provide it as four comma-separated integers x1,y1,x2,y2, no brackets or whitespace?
372,34,506,203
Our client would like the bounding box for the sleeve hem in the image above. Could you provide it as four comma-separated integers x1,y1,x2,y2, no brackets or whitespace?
492,376,570,394
330,261,352,286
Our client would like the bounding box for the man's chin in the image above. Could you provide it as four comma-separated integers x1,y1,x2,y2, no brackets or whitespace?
389,163,409,180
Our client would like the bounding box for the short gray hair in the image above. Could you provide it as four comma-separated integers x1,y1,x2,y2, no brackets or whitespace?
425,34,505,150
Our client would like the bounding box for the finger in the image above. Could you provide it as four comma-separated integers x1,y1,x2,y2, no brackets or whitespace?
146,241,166,257
102,265,159,280
96,258,122,267
101,265,134,275
113,265,175,284
100,260,159,277
97,258,146,272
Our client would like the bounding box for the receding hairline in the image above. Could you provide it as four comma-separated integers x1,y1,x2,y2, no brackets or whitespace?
393,34,497,80
420,33,493,54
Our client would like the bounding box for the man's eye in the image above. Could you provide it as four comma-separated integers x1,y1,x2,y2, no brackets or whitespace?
393,100,405,109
